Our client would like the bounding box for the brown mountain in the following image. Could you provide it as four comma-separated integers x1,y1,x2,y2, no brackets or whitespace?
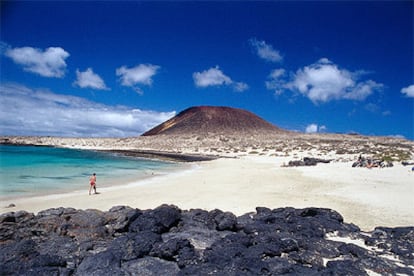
142,106,286,136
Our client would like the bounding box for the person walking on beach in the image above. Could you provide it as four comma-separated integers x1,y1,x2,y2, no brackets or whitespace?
89,173,97,195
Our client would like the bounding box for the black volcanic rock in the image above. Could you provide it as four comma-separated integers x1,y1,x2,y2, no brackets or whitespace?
1,205,413,275
142,106,285,136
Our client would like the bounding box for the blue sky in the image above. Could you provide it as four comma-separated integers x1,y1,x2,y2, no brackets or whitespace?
1,1,413,139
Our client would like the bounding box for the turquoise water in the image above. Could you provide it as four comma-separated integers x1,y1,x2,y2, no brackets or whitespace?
0,145,179,198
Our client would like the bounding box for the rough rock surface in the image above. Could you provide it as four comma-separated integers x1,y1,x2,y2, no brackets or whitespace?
1,205,413,275
287,157,332,167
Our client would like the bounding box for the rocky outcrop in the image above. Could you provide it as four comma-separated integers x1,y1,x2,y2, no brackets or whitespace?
1,205,413,275
286,157,332,167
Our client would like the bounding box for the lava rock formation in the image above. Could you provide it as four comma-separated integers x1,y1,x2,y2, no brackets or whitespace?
1,205,413,275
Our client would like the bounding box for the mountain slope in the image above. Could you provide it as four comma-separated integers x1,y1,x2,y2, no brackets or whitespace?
142,106,285,136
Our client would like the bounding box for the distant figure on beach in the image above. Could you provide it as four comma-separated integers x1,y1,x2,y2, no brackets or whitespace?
89,173,97,195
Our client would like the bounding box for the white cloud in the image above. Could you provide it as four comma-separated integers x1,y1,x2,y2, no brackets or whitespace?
233,82,249,92
0,41,9,55
266,68,286,95
0,83,175,137
268,58,383,104
193,66,248,92
74,68,109,90
193,66,232,87
5,46,69,78
401,84,414,98
268,68,286,79
382,110,391,116
365,103,380,113
249,38,283,63
116,64,160,93
305,123,326,134
387,134,406,139
305,124,318,133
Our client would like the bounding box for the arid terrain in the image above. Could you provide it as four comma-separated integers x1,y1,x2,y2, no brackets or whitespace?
2,131,412,163
3,106,413,161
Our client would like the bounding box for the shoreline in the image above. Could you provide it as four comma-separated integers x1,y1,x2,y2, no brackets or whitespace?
0,142,221,162
2,155,413,231
1,160,201,207
1,135,413,232
0,146,196,202
102,149,220,162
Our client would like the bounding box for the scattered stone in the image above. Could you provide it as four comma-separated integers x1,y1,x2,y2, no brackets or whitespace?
352,156,394,168
0,205,413,275
5,203,16,208
286,157,332,167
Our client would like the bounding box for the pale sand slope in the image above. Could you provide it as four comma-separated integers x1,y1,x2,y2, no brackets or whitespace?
1,156,413,231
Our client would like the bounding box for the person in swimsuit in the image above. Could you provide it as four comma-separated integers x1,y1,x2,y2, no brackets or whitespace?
89,173,97,195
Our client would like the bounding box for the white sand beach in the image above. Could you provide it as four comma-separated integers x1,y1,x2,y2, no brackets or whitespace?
2,154,413,231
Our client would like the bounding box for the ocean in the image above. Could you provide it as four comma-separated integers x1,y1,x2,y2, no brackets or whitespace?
0,145,180,198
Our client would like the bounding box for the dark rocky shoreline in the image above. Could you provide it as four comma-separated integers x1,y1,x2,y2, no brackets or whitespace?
1,205,413,275
104,149,219,162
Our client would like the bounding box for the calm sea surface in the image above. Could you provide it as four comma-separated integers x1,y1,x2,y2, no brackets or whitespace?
0,145,180,198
